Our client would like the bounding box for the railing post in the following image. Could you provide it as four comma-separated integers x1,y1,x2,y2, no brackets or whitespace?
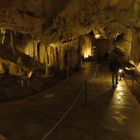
66,66,69,79
132,78,134,92
84,79,87,104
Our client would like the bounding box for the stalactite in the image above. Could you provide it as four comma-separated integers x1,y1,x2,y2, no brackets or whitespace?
1,28,5,44
33,40,38,61
24,40,34,57
54,46,58,69
58,47,65,70
62,40,78,71
50,46,54,66
56,47,59,69
39,43,46,64
15,36,82,77
10,30,15,54
44,45,53,77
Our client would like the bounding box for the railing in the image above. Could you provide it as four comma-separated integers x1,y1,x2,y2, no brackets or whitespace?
135,77,140,85
122,69,140,91
41,79,88,140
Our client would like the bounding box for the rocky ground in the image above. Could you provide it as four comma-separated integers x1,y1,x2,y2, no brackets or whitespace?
0,71,67,102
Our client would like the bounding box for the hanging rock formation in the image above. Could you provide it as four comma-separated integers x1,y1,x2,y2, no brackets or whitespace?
0,0,140,73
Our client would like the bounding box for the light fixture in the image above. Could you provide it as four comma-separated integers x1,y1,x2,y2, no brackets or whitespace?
119,69,123,73
28,70,33,79
95,34,101,39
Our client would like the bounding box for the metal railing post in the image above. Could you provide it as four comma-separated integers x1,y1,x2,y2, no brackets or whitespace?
132,78,134,92
66,66,69,79
84,79,87,104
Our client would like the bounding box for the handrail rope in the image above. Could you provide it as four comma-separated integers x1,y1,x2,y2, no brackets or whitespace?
135,78,140,85
123,69,140,86
122,70,134,78
41,83,85,140
93,63,100,78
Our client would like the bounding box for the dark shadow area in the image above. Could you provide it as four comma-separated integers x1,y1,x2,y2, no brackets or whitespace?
125,78,140,104
0,73,66,103
93,88,115,107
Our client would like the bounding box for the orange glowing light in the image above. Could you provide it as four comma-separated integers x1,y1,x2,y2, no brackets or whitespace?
28,70,33,78
83,49,92,58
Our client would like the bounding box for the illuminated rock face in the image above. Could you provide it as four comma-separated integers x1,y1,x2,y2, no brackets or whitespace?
20,39,82,76
0,31,94,76
0,58,18,75
0,0,139,42
82,36,92,59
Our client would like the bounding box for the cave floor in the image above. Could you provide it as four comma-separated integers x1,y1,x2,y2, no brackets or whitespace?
0,71,67,102
0,62,140,140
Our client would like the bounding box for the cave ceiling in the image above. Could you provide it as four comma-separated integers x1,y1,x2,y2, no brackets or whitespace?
0,0,140,43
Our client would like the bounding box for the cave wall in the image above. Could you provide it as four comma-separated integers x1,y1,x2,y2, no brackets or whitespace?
16,37,82,76
0,0,140,44
129,29,140,72
0,29,84,76
0,31,42,75
43,39,80,72
116,29,132,58
130,29,140,64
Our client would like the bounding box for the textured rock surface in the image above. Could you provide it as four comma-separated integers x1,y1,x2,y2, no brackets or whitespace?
0,0,140,43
